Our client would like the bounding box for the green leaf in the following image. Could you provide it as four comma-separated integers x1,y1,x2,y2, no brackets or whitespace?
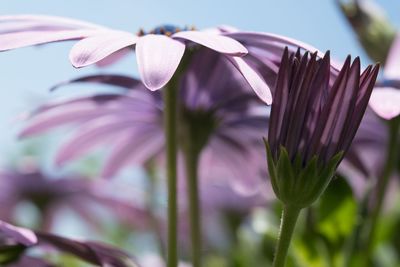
0,244,26,264
317,178,356,245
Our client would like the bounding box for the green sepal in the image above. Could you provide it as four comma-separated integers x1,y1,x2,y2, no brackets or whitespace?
263,138,280,196
264,143,344,208
300,152,343,207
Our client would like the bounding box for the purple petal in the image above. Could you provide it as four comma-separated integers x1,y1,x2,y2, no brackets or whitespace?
172,31,247,56
0,29,97,51
369,87,400,120
136,34,185,90
384,33,400,79
9,256,55,267
50,74,143,91
226,56,272,104
0,220,37,246
36,232,141,267
55,118,135,166
226,31,341,71
69,31,137,68
102,126,163,177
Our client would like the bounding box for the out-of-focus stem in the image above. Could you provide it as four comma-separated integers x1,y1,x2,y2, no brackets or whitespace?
183,136,202,267
364,119,399,265
146,161,166,258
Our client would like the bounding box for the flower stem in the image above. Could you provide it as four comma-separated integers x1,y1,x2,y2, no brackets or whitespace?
272,204,301,267
364,118,399,265
164,81,178,267
183,137,202,267
146,161,166,258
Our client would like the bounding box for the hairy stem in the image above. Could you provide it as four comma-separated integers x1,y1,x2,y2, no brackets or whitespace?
272,205,302,267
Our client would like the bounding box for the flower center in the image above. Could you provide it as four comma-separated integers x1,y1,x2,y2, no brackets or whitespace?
137,24,195,36
180,109,218,153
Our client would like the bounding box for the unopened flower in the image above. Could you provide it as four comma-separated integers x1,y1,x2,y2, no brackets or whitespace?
266,48,379,207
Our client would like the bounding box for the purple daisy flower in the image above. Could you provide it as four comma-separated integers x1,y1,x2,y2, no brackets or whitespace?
20,49,269,193
0,220,140,267
0,160,151,232
0,15,337,103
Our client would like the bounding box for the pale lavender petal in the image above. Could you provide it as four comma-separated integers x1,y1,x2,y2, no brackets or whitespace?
136,34,185,90
226,31,321,55
384,33,400,79
0,30,97,51
369,87,400,120
55,117,135,166
102,127,163,177
69,31,138,68
226,56,272,104
226,31,342,71
0,15,105,32
172,31,247,56
20,107,106,137
95,48,131,67
0,220,37,246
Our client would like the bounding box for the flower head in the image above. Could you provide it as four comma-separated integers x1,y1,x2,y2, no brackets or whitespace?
0,15,337,103
265,48,379,207
21,49,269,194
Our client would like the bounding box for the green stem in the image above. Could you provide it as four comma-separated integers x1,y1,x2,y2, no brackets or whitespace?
183,137,202,267
146,161,166,258
272,205,302,267
364,119,399,265
164,81,178,267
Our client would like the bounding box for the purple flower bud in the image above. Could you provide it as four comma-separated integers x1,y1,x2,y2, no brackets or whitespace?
266,48,379,207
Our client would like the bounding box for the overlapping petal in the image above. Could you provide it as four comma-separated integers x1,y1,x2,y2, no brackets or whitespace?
70,31,138,67
136,34,186,90
172,30,247,56
226,56,272,104
0,15,105,33
0,30,97,51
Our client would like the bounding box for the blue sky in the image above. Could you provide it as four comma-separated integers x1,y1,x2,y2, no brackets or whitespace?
0,0,399,157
